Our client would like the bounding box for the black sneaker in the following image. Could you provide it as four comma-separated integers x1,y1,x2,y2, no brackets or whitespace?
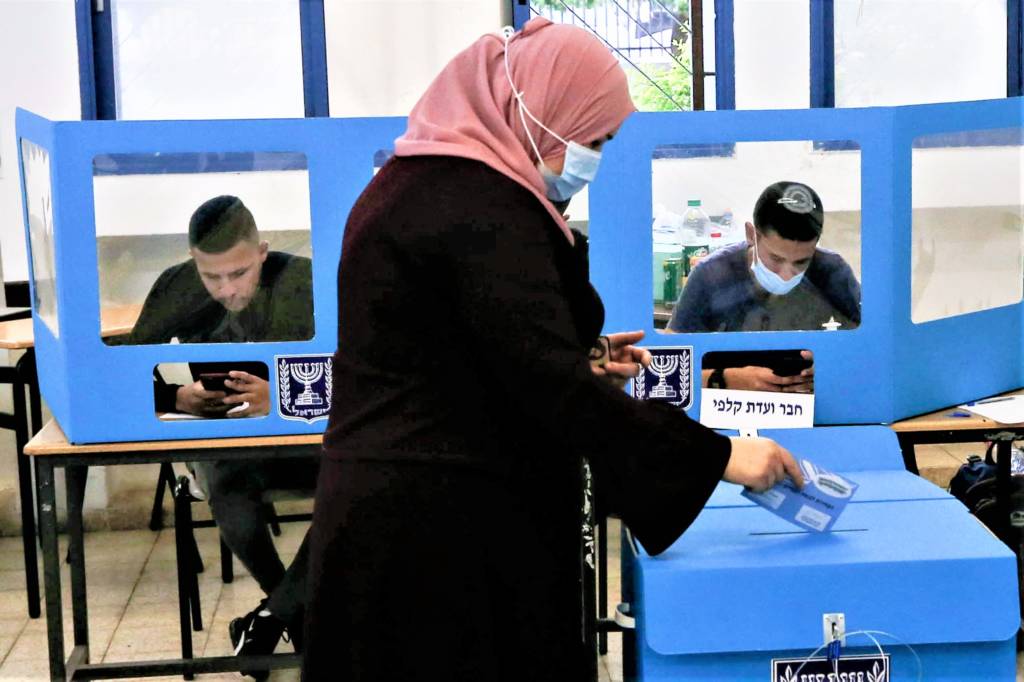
228,601,287,680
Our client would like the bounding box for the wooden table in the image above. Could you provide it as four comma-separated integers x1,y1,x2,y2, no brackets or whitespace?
0,304,142,619
25,419,320,681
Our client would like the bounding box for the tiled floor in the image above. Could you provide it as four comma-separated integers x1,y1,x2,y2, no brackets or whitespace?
0,523,305,682
0,444,1018,682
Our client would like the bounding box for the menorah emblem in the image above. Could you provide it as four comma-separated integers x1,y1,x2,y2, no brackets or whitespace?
290,362,325,406
648,355,679,399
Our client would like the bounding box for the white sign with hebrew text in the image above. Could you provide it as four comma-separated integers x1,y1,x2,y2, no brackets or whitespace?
699,388,813,429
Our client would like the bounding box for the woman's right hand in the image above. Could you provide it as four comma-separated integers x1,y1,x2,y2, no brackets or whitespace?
724,437,804,492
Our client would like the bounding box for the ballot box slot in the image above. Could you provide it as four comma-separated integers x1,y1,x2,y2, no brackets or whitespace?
749,528,868,536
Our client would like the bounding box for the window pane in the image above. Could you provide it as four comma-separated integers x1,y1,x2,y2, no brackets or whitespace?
20,140,59,336
93,152,314,345
651,141,862,334
531,1,695,112
111,0,304,119
834,0,1007,108
325,1,501,116
734,0,809,110
911,128,1024,323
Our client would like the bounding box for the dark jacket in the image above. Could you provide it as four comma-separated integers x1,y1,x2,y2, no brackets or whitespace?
304,155,731,681
129,251,313,411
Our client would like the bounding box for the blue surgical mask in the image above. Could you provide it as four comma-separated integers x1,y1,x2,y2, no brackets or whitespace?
750,231,805,296
502,27,603,202
537,142,601,202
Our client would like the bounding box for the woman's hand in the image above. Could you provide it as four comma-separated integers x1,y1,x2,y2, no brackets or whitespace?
724,436,804,492
590,330,652,388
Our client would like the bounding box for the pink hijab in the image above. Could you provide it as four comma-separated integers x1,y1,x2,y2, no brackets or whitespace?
394,17,635,244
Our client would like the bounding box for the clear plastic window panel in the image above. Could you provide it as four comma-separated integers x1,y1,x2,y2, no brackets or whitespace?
834,0,1006,108
110,0,304,119
93,152,314,345
20,139,59,336
911,128,1024,323
651,140,862,333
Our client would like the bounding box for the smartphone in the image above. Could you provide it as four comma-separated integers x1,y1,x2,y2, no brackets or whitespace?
703,350,813,377
198,372,237,394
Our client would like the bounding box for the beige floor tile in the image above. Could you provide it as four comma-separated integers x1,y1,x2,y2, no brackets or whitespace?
915,444,960,467
941,442,984,463
267,668,301,681
104,623,198,660
0,619,27,638
0,634,17,664
0,655,53,680
216,576,265,608
129,573,221,609
0,593,39,620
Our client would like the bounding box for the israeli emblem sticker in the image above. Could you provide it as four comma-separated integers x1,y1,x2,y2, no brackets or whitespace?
772,654,889,682
276,354,333,423
631,346,693,410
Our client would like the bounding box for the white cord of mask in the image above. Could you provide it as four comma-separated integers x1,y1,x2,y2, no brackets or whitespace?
501,26,570,165
790,629,923,682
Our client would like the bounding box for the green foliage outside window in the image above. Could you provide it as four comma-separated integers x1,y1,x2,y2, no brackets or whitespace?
532,1,693,112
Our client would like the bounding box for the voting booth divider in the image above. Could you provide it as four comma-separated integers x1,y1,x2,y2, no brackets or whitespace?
16,108,405,443
590,96,1024,425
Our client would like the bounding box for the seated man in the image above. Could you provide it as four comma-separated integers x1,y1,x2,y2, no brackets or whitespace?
130,195,316,673
667,181,860,393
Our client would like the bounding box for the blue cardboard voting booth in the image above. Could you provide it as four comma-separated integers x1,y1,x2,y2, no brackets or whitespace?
590,96,1024,425
14,97,1023,441
16,108,404,443
624,426,1019,681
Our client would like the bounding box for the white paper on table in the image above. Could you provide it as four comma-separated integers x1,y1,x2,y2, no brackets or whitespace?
959,396,1024,424
158,412,204,421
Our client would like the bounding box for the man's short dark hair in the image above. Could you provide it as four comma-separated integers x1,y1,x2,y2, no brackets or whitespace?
188,195,258,253
753,181,824,242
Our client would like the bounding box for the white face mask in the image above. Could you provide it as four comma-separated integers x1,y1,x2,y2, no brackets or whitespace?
750,230,805,296
502,27,603,202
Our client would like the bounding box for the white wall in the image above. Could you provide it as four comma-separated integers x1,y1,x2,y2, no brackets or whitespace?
325,1,504,117
653,141,862,222
0,0,81,282
734,0,809,110
94,169,312,236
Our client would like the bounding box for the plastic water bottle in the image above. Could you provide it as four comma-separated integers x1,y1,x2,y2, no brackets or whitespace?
683,199,710,239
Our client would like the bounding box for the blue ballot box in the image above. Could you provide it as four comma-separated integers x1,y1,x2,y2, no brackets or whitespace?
627,500,1018,681
624,426,1020,681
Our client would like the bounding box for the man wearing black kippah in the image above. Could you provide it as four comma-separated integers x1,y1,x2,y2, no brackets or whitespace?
667,181,861,392
130,195,315,677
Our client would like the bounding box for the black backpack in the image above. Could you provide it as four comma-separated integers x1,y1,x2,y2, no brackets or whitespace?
950,444,1024,534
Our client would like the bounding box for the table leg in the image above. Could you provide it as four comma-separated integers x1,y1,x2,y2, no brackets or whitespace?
895,433,919,474
11,365,40,618
37,460,67,682
598,514,608,656
66,466,90,655
19,349,42,436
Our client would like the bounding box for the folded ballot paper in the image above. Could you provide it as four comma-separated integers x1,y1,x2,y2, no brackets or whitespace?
741,459,858,532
